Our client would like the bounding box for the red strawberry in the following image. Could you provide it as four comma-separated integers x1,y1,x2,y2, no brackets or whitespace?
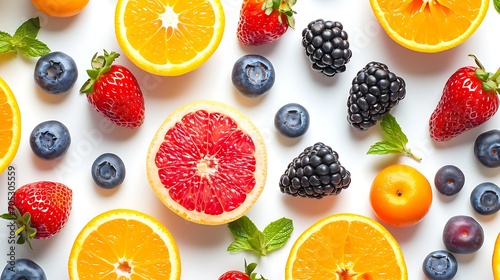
237,0,296,46
218,261,266,280
1,181,72,249
429,55,500,142
80,50,145,128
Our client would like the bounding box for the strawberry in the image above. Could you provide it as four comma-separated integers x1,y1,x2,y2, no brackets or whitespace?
80,50,145,128
429,55,500,142
1,181,72,249
218,261,266,280
237,0,296,46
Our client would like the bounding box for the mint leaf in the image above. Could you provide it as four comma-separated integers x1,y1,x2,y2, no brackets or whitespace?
227,215,294,257
367,114,421,161
495,0,500,13
262,217,293,253
0,17,50,58
13,17,41,40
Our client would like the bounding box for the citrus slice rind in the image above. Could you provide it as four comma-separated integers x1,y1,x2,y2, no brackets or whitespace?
370,0,489,53
115,0,225,76
0,77,21,174
285,213,408,279
146,100,267,225
493,233,500,279
68,209,181,280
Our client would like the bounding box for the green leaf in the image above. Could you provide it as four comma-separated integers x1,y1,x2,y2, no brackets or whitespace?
13,17,41,40
0,31,14,54
262,217,293,253
227,216,294,257
15,37,50,57
367,114,421,161
494,0,500,13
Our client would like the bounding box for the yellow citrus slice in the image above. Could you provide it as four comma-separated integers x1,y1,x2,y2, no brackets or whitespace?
0,77,21,174
146,100,267,225
68,209,181,280
285,213,408,279
493,233,500,279
115,0,225,76
370,0,489,53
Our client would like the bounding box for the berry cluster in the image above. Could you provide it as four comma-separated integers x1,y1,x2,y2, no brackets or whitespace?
279,142,351,199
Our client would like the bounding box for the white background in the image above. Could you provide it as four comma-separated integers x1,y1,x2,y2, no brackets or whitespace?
1,0,500,279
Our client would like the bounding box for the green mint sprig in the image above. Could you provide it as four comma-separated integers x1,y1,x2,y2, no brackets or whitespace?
495,0,500,13
0,17,51,58
367,113,422,161
227,215,293,257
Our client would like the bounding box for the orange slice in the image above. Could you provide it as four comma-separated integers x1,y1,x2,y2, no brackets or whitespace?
0,77,21,174
115,0,225,76
146,100,267,225
68,209,181,280
285,213,408,279
493,233,500,279
370,0,489,53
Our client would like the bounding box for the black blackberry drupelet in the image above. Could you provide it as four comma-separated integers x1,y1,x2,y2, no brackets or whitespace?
302,19,352,77
347,62,406,131
279,142,351,199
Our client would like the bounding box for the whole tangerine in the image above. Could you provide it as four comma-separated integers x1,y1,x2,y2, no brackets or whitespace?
370,164,432,227
32,0,89,17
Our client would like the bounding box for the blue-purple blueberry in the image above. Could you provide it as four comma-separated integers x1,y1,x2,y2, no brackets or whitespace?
434,165,465,196
470,182,500,215
1,258,47,280
91,153,126,189
29,120,71,160
422,250,458,280
34,51,78,95
474,129,500,168
231,54,275,98
274,103,310,138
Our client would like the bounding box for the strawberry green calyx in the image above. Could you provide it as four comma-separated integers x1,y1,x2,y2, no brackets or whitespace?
263,0,297,28
470,54,500,94
0,207,37,250
244,260,267,280
80,50,120,94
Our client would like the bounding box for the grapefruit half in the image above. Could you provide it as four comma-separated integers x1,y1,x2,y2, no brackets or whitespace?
146,100,267,225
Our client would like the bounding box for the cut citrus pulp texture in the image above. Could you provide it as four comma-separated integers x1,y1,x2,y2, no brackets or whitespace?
68,209,181,280
370,0,489,53
146,100,267,225
0,77,21,174
493,233,500,279
285,213,408,279
115,0,225,76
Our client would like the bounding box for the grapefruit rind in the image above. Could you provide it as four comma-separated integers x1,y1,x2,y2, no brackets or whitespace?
146,100,267,225
285,213,408,279
0,77,21,174
68,208,181,280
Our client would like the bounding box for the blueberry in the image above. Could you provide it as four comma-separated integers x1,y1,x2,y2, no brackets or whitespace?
34,51,78,94
231,54,275,98
274,103,310,138
422,250,458,280
91,153,126,189
470,182,500,215
1,258,47,280
474,129,500,168
29,120,71,160
442,215,484,254
434,165,465,196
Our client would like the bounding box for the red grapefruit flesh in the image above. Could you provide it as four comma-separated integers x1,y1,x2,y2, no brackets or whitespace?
146,100,267,225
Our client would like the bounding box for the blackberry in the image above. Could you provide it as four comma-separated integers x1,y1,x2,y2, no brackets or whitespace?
347,62,406,131
302,19,352,77
279,142,351,199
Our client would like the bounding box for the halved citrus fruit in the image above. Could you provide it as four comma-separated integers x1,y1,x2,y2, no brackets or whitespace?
68,209,181,280
285,213,408,279
115,0,225,76
370,0,489,53
0,77,21,174
493,233,500,279
146,100,267,225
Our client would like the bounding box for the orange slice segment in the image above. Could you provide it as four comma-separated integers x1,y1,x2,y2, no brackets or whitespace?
146,100,267,225
0,77,21,174
115,0,225,76
68,209,181,280
285,213,408,279
370,0,489,53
